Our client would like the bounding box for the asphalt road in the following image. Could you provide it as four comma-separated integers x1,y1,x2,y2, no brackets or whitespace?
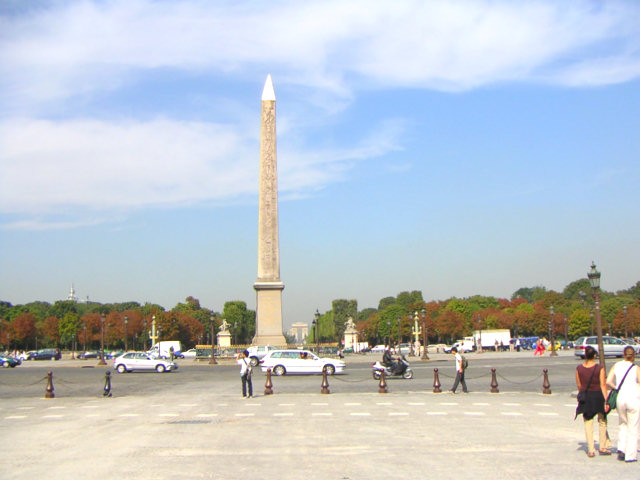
0,350,586,400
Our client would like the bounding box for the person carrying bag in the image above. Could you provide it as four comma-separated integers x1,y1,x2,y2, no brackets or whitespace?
606,346,640,462
575,346,612,457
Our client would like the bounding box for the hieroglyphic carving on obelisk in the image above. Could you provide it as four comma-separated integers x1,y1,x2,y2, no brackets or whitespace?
253,74,286,346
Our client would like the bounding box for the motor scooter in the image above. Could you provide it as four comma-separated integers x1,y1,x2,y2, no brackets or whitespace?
372,355,413,379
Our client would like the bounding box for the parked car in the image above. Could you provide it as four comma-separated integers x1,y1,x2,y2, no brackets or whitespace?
371,345,387,352
78,351,99,359
574,336,640,359
181,348,197,359
113,352,178,373
259,349,345,376
0,354,20,368
29,348,61,360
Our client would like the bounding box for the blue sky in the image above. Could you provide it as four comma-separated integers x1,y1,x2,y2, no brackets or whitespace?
1,0,639,327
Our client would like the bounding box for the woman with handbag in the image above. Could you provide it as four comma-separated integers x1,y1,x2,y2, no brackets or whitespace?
575,346,612,457
606,346,640,462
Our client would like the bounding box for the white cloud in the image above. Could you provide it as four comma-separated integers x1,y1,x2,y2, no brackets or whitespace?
1,0,639,111
0,116,401,226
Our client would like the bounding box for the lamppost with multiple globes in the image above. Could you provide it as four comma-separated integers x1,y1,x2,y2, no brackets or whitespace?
624,305,629,339
397,315,401,353
477,317,483,353
588,262,606,370
549,305,558,357
124,315,128,351
421,309,429,360
82,323,87,353
71,333,75,359
314,310,320,355
98,314,107,365
209,315,217,365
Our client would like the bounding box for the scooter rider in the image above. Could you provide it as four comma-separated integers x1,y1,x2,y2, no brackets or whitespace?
382,348,394,368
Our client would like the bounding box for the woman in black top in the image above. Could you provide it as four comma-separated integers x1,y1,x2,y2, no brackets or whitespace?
575,346,612,457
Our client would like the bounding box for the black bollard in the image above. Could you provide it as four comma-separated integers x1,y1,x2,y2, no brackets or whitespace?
45,371,55,399
103,371,112,397
321,366,330,394
264,367,274,395
433,368,442,393
542,368,551,394
490,367,499,393
378,370,388,393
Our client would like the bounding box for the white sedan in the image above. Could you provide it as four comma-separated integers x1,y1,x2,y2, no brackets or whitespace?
260,349,345,376
113,352,178,373
181,348,197,359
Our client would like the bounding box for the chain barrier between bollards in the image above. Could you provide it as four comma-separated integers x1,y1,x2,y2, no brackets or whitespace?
264,367,274,395
433,368,441,393
542,368,551,394
378,370,388,393
321,366,330,394
490,367,499,393
45,371,55,398
103,371,112,397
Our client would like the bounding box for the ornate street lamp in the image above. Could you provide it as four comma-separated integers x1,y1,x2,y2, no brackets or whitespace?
397,315,401,353
421,309,429,360
124,315,129,351
314,310,321,355
588,262,606,370
624,305,629,338
71,333,76,360
143,319,147,350
233,321,237,346
549,306,558,357
209,315,217,365
98,314,107,365
590,311,594,336
386,317,391,349
477,317,483,353
82,323,87,353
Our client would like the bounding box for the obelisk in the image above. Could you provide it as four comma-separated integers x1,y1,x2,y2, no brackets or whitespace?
253,74,286,346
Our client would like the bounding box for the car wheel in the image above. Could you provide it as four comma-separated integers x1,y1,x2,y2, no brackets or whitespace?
324,364,335,375
156,364,166,373
403,370,414,379
250,356,259,367
116,364,127,373
2,361,9,368
273,365,286,376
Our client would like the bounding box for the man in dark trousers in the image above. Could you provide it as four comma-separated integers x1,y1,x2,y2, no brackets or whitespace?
449,347,468,393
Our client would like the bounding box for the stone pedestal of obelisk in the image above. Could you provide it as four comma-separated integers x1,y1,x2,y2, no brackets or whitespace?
253,75,286,346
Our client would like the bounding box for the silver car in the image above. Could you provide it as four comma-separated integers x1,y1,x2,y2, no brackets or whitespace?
113,352,178,373
574,336,640,359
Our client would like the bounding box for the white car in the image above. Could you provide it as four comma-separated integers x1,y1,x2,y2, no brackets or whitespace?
371,345,387,352
113,352,178,373
259,349,345,376
181,348,197,359
246,345,278,366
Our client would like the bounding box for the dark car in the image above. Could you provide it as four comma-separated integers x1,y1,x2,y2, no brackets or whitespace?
30,348,61,360
0,354,20,368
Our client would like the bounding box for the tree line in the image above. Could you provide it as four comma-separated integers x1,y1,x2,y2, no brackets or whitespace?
1,278,639,351
0,296,255,352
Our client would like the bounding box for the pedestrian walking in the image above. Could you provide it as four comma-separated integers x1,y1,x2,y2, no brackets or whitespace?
606,346,640,462
449,347,468,394
575,346,612,457
236,349,253,398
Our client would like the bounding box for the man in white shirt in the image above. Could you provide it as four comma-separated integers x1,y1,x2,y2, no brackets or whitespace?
237,350,253,398
449,346,468,394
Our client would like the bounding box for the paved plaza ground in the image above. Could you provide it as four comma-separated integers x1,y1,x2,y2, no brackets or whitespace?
1,351,638,479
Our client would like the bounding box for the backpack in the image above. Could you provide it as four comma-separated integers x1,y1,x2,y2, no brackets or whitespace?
461,355,469,370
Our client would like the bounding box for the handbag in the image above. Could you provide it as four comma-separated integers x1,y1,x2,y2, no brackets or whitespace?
607,364,635,411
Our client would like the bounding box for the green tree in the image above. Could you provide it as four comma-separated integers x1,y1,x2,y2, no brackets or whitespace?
222,301,255,344
332,299,357,341
59,312,81,347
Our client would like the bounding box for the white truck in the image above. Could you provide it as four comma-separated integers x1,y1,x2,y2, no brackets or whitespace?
444,337,475,353
148,341,182,359
473,329,511,351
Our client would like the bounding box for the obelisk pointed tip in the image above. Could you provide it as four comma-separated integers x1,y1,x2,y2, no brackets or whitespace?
262,74,276,101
